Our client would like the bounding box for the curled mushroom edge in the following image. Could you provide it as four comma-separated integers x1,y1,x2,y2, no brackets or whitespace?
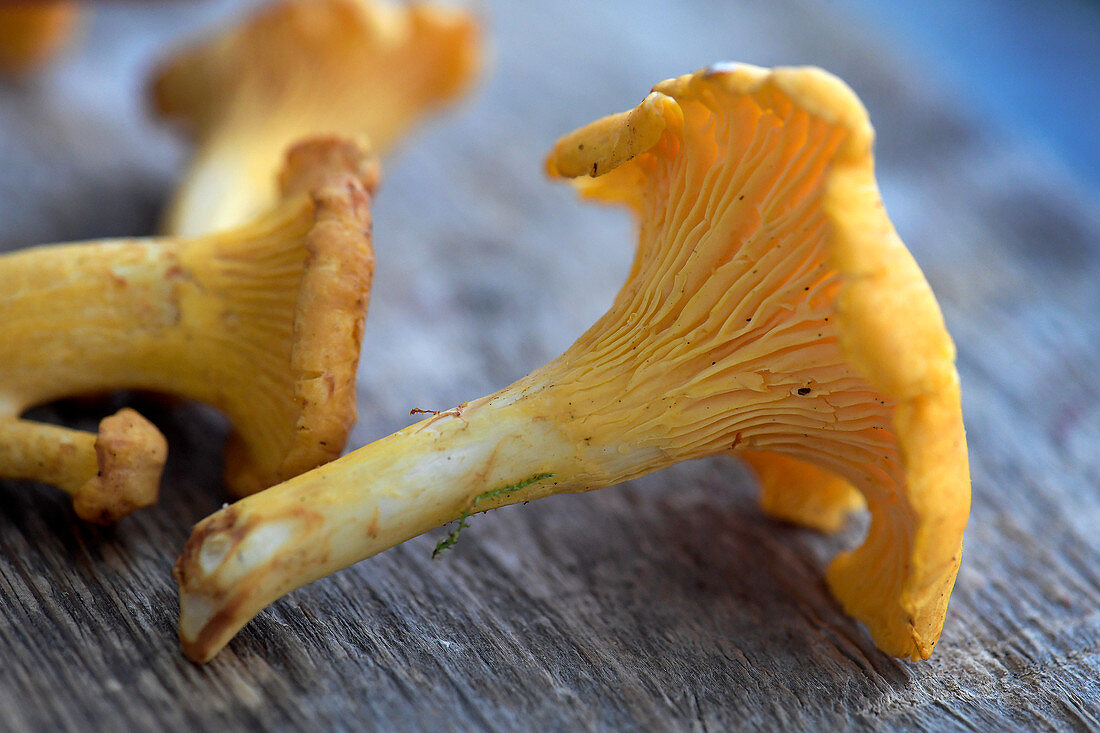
175,64,970,664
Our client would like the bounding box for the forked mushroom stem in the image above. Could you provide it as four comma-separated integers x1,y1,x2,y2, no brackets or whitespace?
177,65,969,663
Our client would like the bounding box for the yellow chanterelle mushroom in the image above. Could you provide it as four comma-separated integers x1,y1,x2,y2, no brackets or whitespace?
0,1,80,78
174,65,970,663
151,0,482,236
0,137,378,520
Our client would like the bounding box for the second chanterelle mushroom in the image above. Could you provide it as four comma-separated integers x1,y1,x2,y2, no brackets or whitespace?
151,0,481,236
175,65,970,664
0,1,80,78
0,137,377,522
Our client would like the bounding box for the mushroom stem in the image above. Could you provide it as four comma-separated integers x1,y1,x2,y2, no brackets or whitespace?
177,294,894,663
0,222,308,416
176,375,632,662
0,418,100,496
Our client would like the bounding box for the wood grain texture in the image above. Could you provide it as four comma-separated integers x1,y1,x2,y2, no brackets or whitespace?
1,0,1098,729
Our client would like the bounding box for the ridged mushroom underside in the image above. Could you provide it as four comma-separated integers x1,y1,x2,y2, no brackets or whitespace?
545,64,970,659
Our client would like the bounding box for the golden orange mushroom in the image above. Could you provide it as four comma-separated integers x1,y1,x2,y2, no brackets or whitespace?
0,137,377,520
0,407,166,525
174,65,970,663
151,0,482,236
0,1,80,78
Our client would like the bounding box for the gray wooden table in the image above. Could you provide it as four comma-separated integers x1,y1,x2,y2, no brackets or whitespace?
2,0,1098,729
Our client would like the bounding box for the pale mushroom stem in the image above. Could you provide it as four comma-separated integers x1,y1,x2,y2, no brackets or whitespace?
0,418,99,495
2,136,377,516
175,376,624,663
0,232,296,517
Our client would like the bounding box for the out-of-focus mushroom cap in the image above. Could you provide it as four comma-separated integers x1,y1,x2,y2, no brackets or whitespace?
545,64,970,660
152,0,480,141
0,1,80,78
151,0,481,235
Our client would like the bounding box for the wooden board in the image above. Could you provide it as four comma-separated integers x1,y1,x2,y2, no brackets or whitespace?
1,0,1098,728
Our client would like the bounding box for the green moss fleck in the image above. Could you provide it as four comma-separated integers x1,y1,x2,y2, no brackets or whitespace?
432,473,555,558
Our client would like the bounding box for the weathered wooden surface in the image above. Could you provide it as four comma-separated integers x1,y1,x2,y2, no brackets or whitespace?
2,0,1099,729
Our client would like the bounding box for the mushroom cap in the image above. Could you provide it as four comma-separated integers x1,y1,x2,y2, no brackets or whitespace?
151,0,482,236
545,64,970,659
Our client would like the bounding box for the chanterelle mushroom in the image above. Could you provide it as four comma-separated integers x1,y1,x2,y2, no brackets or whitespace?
175,65,970,663
151,0,481,236
0,136,377,520
0,408,167,525
0,1,80,78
